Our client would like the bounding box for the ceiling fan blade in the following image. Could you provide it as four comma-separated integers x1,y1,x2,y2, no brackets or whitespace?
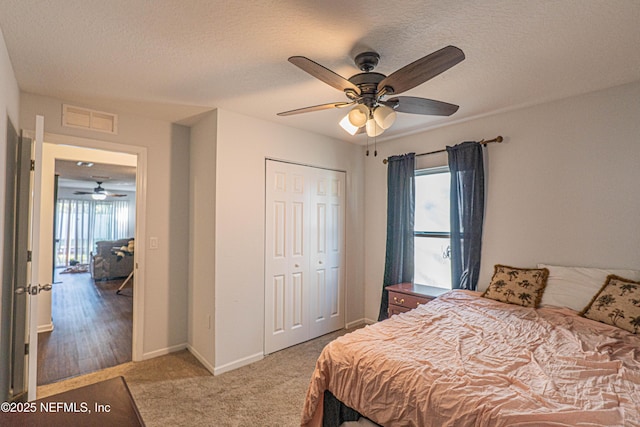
288,56,361,95
109,194,127,197
382,96,459,116
377,46,465,95
73,191,92,195
277,101,353,116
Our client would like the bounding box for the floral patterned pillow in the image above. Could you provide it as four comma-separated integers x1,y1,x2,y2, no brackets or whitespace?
581,275,640,334
482,265,549,308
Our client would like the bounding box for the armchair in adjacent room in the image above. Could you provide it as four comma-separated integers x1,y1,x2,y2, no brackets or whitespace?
90,238,134,280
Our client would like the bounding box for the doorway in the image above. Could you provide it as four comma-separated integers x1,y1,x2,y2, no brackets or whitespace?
37,158,137,385
31,135,146,385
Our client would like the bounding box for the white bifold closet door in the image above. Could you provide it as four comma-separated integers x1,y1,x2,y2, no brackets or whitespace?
264,160,345,354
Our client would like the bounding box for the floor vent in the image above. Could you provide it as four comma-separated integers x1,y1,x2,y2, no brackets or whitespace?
62,104,118,134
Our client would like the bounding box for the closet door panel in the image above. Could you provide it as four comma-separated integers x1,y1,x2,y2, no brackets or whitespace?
310,169,345,338
264,162,309,354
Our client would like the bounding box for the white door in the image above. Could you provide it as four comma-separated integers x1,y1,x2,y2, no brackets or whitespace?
264,161,310,354
264,160,345,354
24,116,47,401
309,169,345,338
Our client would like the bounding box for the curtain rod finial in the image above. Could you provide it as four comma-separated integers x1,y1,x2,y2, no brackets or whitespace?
479,135,503,145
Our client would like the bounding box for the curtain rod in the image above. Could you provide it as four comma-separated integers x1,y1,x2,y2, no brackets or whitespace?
382,136,503,164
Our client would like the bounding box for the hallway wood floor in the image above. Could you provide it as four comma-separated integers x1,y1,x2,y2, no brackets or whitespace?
37,269,132,385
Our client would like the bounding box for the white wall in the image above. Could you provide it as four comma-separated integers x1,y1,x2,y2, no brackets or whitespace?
207,109,365,374
0,25,21,402
363,81,640,321
20,93,190,359
188,109,217,372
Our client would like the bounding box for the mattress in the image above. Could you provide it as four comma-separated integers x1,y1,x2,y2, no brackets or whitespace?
301,290,640,426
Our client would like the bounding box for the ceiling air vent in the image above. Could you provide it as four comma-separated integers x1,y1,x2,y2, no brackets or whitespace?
62,104,118,134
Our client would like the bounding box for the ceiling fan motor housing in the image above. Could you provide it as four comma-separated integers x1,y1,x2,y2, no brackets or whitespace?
348,72,386,108
94,182,106,193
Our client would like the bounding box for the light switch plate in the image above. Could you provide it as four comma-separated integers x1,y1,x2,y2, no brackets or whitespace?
149,237,159,250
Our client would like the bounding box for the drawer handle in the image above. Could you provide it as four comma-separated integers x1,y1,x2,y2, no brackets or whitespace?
393,297,405,304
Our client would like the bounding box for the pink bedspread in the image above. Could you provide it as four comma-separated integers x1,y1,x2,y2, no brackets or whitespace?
301,290,640,426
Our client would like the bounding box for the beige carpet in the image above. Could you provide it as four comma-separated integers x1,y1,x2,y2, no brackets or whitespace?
38,327,360,426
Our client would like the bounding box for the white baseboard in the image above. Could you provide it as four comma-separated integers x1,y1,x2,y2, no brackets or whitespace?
346,318,370,329
213,352,263,376
37,322,54,333
363,318,377,325
141,342,187,361
186,345,215,374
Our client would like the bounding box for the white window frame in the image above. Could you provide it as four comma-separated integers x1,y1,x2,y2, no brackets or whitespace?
414,165,452,289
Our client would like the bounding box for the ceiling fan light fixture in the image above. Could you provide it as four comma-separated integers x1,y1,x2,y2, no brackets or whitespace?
339,114,360,135
366,117,384,137
373,105,397,129
348,104,369,127
91,193,107,201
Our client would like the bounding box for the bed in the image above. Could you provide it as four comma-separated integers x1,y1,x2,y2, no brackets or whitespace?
301,265,640,427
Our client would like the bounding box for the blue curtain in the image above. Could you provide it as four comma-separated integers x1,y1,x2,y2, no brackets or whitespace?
378,153,415,321
447,142,485,290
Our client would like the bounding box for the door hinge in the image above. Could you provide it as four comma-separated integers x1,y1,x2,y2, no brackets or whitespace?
30,160,35,171
27,250,32,262
24,343,29,355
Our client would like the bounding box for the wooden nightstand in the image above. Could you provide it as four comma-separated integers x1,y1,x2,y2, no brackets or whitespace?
387,283,449,316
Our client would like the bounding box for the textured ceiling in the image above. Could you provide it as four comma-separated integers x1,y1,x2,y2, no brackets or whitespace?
55,160,136,191
1,0,639,143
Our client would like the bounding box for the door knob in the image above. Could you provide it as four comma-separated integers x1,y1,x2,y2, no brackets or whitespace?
318,261,323,265
294,264,300,268
15,285,30,295
14,284,52,295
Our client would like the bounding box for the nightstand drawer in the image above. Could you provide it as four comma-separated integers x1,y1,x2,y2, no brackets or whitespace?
388,304,411,316
388,290,433,310
386,283,447,318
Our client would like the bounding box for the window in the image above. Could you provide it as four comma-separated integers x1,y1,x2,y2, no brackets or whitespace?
414,166,451,289
55,199,130,267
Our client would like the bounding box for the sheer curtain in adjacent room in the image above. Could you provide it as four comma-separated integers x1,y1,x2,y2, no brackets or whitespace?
54,199,130,267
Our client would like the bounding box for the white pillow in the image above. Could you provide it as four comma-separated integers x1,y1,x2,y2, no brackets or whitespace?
537,264,640,312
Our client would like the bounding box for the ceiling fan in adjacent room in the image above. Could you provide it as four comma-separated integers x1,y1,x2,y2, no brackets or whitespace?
73,181,127,200
277,45,465,137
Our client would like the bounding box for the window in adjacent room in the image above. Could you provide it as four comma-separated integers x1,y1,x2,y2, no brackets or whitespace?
414,166,451,289
55,199,130,267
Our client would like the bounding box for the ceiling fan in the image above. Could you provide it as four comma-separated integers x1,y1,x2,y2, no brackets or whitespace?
277,45,465,137
73,181,127,200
